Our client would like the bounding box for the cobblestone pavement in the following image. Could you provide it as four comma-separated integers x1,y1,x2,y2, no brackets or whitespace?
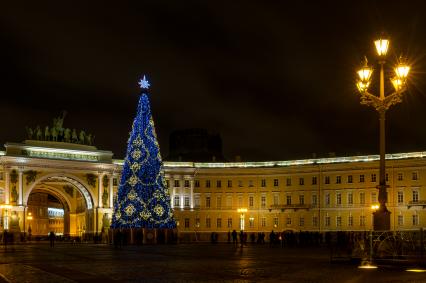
0,243,425,282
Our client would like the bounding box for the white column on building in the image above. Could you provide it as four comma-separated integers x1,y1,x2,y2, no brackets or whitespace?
190,179,194,209
170,176,174,208
180,177,184,210
109,175,114,208
98,173,104,208
18,169,23,206
5,170,10,204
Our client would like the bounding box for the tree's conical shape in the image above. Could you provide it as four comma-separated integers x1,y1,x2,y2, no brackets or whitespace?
111,87,175,229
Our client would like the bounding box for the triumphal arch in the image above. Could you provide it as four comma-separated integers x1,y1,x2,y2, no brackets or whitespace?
0,140,120,238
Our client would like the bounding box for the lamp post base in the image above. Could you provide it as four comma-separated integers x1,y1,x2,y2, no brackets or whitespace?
373,207,391,231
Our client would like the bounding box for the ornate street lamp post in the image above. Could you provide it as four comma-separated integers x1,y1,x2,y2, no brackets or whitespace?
356,37,410,231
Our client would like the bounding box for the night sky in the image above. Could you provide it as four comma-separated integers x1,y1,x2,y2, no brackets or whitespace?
2,1,426,161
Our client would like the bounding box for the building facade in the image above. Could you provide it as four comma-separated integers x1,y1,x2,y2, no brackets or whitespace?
0,140,425,240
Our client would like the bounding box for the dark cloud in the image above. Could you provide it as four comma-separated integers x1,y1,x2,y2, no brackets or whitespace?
1,1,426,161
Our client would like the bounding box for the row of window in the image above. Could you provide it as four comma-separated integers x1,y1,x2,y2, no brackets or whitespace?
179,214,421,229
173,190,420,208
168,172,419,189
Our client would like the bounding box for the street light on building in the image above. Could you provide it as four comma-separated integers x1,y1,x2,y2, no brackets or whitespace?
356,36,410,231
27,212,33,240
237,208,247,230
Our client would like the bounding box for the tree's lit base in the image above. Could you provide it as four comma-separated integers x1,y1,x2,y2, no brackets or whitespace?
373,208,391,231
111,228,178,245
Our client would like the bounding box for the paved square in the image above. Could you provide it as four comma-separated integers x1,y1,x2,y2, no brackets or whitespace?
0,243,425,282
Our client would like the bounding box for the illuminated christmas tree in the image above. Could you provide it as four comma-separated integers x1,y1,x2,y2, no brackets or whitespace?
111,76,176,229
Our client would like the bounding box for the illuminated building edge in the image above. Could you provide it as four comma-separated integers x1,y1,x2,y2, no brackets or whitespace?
1,145,426,241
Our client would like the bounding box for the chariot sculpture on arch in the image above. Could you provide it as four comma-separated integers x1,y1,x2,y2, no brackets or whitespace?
25,110,95,146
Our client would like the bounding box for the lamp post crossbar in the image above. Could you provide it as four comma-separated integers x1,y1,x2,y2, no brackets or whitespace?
356,37,410,231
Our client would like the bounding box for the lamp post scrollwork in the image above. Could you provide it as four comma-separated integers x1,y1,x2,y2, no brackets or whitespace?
356,36,410,231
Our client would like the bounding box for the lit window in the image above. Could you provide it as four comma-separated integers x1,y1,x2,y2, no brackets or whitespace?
397,191,404,204
226,196,232,208
336,216,342,227
398,215,403,226
348,193,353,205
336,193,341,205
413,214,419,226
205,196,211,208
184,196,190,207
273,217,279,227
174,196,180,207
325,216,330,226
286,195,292,205
312,195,317,206
249,218,254,228
261,217,266,227
360,192,365,204
359,175,365,183
312,216,318,227
273,195,279,206
217,218,222,228
336,176,341,184
274,179,279,186
348,215,353,227
299,195,304,205
249,196,254,208
413,191,419,203
348,175,353,183
371,192,377,203
184,180,190,187
216,196,222,208
325,176,330,184
325,193,330,206
261,179,266,187
261,196,266,208
398,173,403,181
360,215,366,226
299,217,304,227
227,218,232,228
412,172,418,181
238,196,243,207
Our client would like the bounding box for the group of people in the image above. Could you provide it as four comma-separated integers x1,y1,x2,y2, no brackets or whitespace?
217,230,365,249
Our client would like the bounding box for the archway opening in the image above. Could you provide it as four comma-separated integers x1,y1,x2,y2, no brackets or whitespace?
27,176,93,239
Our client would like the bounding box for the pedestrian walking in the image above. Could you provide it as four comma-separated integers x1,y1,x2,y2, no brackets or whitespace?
49,231,55,247
231,230,238,246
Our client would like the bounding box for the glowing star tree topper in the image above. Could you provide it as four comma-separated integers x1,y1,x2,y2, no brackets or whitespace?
138,75,150,89
111,75,176,229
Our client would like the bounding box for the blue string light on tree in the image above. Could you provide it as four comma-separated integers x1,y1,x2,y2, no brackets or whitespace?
111,75,176,229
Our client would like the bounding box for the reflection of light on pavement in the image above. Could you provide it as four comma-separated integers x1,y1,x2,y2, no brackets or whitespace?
358,262,377,269
406,269,426,273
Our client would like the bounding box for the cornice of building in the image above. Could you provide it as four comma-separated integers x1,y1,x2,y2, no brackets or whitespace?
113,151,426,170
